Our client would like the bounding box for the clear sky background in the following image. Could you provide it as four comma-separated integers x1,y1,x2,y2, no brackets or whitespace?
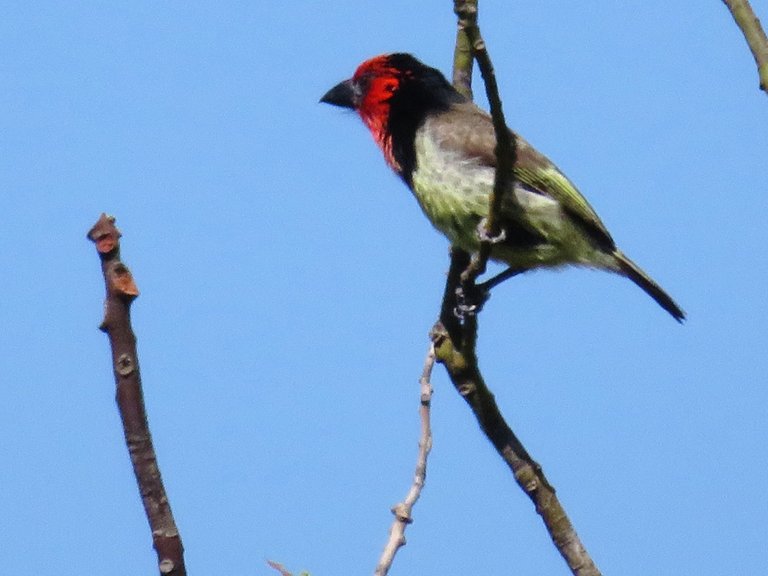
2,2,767,575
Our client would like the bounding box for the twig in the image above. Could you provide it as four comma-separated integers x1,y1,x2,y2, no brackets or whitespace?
723,0,768,94
87,214,186,576
266,560,311,576
267,561,293,576
374,343,436,576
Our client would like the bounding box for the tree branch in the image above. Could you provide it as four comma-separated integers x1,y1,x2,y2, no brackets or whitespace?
453,0,518,292
452,18,474,100
432,312,599,576
427,5,603,575
375,343,436,576
434,254,601,575
87,214,186,576
267,560,310,576
267,561,294,576
723,0,768,95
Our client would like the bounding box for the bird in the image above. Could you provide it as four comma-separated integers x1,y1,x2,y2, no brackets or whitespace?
320,53,684,322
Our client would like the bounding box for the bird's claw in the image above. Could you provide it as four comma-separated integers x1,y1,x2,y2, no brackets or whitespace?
453,282,491,320
476,219,506,244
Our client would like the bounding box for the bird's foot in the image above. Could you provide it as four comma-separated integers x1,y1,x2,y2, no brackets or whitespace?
476,218,507,244
454,281,491,319
453,266,525,320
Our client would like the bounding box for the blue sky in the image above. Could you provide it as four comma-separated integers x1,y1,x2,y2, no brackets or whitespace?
2,2,767,575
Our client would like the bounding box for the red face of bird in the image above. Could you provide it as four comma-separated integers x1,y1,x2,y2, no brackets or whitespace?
320,55,406,163
320,57,404,122
321,54,463,175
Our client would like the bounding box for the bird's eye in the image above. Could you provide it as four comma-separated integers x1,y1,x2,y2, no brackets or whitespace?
356,73,373,93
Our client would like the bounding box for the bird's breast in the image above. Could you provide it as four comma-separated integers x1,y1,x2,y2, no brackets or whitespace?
409,128,492,251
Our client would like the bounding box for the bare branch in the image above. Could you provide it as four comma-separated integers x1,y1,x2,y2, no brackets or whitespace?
723,0,768,94
431,314,600,576
374,343,436,576
453,0,518,290
433,5,603,575
266,559,311,576
267,560,294,576
452,17,474,99
87,214,186,576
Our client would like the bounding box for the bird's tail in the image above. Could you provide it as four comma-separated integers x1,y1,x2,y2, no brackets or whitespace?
613,250,685,322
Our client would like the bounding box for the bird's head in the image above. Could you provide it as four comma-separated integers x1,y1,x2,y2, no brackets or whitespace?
321,53,465,174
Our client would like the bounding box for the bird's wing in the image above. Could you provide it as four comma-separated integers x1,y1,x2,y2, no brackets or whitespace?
434,103,615,248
